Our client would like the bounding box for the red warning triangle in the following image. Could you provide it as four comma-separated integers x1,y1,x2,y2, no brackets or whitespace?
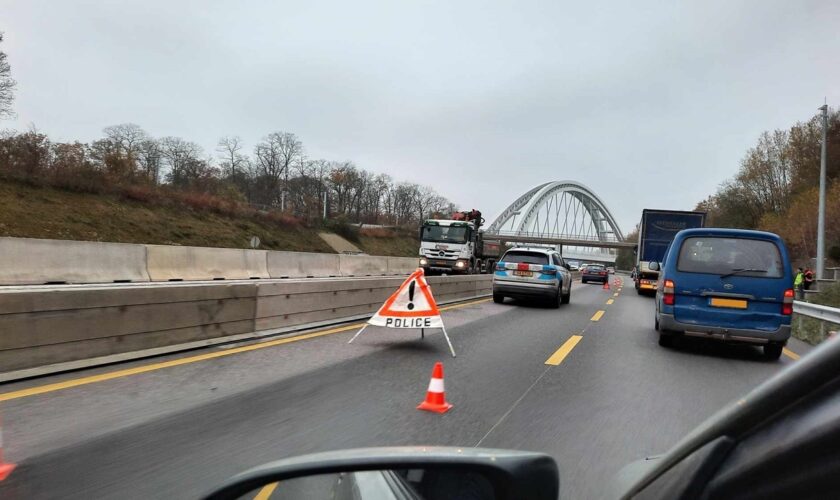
368,268,443,328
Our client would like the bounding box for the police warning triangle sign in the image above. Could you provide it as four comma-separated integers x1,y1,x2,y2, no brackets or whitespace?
369,268,443,329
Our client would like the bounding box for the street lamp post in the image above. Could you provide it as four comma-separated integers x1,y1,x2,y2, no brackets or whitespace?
817,104,828,280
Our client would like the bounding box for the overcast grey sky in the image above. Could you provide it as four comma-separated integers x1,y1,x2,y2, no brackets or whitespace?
3,0,839,233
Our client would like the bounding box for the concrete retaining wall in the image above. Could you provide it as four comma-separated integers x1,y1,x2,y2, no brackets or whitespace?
0,237,150,285
338,254,390,276
0,275,492,380
146,245,270,281
387,256,421,275
0,237,418,285
267,251,341,278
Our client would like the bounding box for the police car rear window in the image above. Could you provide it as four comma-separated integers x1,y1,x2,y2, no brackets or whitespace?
677,237,784,278
503,252,549,265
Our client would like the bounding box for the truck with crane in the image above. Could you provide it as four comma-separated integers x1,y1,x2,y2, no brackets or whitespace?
418,209,502,275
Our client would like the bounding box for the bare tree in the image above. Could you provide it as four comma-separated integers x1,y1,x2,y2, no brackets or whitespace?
103,123,148,158
137,139,162,184
159,136,204,188
217,136,248,179
0,33,16,118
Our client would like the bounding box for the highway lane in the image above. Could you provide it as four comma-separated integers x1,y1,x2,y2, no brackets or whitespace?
0,276,810,499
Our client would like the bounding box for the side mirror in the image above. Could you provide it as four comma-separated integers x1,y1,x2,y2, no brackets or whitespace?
203,447,559,500
565,264,571,271
648,261,660,271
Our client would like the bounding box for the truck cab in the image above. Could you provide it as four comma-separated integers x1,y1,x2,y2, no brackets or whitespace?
419,220,478,274
418,210,499,275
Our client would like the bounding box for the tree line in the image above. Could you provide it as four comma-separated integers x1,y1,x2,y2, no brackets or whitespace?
0,31,455,228
0,124,456,226
696,108,840,263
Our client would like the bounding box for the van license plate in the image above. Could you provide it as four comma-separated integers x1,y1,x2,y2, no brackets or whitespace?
514,271,533,277
710,298,748,309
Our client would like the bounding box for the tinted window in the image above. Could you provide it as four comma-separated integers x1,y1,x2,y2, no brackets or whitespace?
677,237,783,278
586,265,605,271
503,251,549,265
552,254,562,266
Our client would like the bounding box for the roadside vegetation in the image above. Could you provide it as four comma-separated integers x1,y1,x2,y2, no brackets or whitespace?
696,109,840,266
0,34,440,257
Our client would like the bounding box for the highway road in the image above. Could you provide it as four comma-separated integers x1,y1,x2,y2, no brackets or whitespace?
0,275,812,499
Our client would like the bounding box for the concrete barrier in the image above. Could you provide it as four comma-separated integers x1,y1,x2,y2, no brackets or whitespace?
0,283,257,374
255,278,400,331
146,245,270,281
0,237,150,285
339,254,390,276
387,256,420,275
0,275,492,380
267,251,341,278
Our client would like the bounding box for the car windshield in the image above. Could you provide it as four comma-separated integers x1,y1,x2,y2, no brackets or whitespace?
502,251,549,265
677,237,784,278
421,225,468,243
0,3,831,499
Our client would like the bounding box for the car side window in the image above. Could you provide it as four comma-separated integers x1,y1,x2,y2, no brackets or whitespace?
552,254,562,266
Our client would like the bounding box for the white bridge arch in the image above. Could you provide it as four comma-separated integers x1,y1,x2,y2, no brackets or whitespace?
486,181,626,263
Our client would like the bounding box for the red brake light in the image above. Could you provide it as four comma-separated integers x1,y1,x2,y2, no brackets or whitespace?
782,288,794,315
517,263,530,271
663,279,675,305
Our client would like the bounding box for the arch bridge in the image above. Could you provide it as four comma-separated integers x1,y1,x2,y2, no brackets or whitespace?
484,181,632,264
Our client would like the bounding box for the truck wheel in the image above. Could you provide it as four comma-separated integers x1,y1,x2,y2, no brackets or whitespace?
763,343,783,361
493,293,504,304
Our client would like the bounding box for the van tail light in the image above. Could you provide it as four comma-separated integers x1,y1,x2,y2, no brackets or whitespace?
782,288,794,315
663,279,676,306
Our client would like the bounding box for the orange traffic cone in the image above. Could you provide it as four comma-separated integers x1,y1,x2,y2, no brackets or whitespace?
417,362,453,414
602,280,610,290
0,415,15,482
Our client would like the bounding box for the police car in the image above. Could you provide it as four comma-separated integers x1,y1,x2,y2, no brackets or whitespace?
492,247,572,308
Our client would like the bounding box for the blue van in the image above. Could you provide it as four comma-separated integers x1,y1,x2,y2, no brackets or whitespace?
650,228,793,360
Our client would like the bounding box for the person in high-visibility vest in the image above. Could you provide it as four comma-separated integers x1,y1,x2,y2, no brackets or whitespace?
804,268,815,290
794,267,805,299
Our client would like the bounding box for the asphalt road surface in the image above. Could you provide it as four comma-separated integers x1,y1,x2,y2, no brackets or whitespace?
0,275,812,499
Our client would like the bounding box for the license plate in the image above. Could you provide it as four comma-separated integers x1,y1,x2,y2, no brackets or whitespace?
432,260,447,266
710,297,748,309
640,283,656,289
513,270,533,277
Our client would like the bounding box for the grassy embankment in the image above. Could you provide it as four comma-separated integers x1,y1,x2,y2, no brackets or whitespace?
0,181,418,256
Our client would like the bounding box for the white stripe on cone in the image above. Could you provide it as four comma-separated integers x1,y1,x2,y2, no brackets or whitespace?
427,378,445,393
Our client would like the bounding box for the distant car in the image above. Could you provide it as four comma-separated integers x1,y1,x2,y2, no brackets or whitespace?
607,266,615,274
568,263,580,271
652,228,793,359
581,264,608,284
493,247,572,308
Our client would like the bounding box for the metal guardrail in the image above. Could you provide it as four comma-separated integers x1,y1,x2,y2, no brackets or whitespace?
793,301,840,324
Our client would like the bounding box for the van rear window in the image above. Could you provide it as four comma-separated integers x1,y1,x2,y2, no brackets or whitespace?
503,252,549,265
677,237,783,278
